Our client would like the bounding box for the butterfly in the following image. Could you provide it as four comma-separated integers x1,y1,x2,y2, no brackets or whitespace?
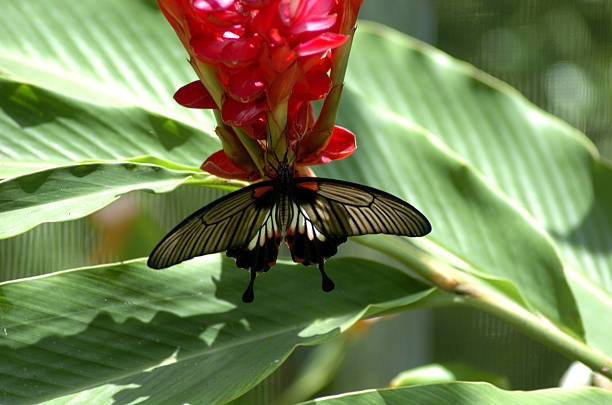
148,163,431,302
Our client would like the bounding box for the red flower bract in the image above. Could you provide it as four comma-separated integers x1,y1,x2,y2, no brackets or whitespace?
158,0,362,181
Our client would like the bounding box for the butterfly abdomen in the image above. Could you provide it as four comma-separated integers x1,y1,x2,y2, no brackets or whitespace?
277,193,292,229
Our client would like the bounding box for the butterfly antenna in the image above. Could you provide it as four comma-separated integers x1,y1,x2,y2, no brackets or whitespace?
242,269,257,303
283,140,290,164
268,134,281,171
291,134,299,176
319,262,335,292
265,121,281,171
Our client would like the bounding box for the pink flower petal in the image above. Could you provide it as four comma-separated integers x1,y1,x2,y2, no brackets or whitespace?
193,0,235,12
295,32,348,57
291,70,331,101
191,35,226,62
266,42,296,72
302,0,335,16
289,15,337,35
322,125,356,160
173,80,218,109
279,0,334,27
201,150,260,181
222,35,261,64
208,10,246,26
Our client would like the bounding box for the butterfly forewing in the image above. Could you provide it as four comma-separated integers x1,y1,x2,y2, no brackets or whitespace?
294,178,431,238
147,181,274,269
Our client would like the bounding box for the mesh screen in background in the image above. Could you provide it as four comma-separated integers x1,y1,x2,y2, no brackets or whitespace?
433,0,612,159
0,186,229,282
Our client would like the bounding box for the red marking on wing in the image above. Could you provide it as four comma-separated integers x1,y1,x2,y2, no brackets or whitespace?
296,181,320,191
252,185,273,198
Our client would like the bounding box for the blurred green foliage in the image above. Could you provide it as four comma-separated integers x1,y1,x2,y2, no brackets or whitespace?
434,0,612,159
363,0,612,159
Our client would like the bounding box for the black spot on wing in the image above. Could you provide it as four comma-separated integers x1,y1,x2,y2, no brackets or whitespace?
285,202,347,267
227,208,282,273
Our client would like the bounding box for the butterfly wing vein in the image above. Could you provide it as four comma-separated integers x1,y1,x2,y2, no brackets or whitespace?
147,184,272,269
301,180,430,238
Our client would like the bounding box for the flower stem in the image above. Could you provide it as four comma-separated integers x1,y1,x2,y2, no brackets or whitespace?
307,29,356,154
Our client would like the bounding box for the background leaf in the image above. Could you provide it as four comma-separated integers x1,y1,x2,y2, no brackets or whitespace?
0,162,204,238
0,257,439,404
390,363,510,388
0,0,217,179
298,383,612,405
332,23,612,358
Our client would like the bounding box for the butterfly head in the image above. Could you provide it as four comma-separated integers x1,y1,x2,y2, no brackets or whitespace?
265,142,296,183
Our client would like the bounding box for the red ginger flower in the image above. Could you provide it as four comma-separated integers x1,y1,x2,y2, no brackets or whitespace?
158,0,362,180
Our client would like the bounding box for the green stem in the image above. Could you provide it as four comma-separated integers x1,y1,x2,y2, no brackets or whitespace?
232,127,265,177
357,236,612,380
183,174,247,190
268,99,289,161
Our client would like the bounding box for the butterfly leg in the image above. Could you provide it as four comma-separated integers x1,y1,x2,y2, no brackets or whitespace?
242,269,257,303
318,262,335,292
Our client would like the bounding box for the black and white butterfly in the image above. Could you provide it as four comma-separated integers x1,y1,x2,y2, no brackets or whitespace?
148,163,431,302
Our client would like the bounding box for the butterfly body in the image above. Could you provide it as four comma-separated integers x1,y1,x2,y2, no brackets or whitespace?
148,164,431,302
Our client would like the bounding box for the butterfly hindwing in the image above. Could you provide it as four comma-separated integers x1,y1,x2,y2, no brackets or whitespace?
147,181,276,270
284,199,347,266
226,201,284,303
226,201,283,273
